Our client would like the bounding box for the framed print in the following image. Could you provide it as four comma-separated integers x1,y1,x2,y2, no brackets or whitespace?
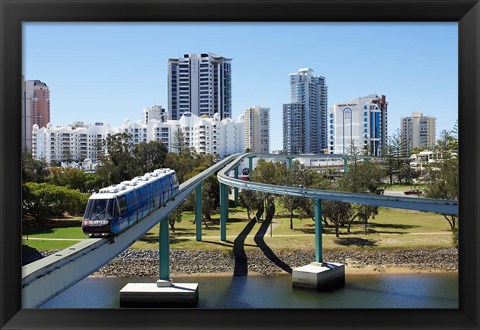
1,0,479,329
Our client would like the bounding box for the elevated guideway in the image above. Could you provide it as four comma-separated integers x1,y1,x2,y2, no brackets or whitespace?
22,154,239,308
218,153,458,215
217,153,458,290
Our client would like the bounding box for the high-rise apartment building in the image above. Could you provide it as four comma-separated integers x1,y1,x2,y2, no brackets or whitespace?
282,103,304,154
22,79,50,151
282,68,327,154
168,53,232,120
329,94,388,156
400,112,436,154
244,106,270,153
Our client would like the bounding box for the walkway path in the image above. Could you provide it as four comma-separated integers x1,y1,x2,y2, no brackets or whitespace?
22,231,451,242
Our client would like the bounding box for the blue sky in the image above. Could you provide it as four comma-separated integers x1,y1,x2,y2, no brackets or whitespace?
23,22,458,151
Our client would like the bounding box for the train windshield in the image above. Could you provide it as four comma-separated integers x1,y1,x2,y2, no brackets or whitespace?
84,198,118,220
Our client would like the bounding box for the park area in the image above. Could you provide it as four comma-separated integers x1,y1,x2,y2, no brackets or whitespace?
22,199,454,253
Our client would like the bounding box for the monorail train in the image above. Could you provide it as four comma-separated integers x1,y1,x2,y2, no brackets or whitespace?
82,168,179,236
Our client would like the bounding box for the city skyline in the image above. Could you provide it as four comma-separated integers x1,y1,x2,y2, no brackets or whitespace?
23,22,458,151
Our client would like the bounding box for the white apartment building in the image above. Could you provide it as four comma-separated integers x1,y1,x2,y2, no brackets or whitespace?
244,106,270,153
401,112,436,154
142,104,167,125
283,68,328,154
328,94,388,156
168,53,232,120
32,111,244,164
32,122,121,164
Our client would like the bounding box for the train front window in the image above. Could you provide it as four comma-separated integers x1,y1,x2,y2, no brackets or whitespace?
86,199,115,220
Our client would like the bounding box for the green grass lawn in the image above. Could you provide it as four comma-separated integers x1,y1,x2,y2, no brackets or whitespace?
22,204,454,252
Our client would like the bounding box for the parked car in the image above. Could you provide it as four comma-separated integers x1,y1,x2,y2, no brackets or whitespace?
404,189,422,196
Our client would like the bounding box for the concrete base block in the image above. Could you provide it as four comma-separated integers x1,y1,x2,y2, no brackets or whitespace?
292,262,345,291
119,282,199,308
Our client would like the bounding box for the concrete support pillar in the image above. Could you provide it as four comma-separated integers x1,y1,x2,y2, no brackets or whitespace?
292,198,344,291
220,183,228,241
195,184,202,242
287,157,294,170
248,156,254,172
314,199,322,263
233,166,239,207
159,217,170,281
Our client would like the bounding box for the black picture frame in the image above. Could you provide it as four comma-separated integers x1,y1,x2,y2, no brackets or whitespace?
1,0,479,329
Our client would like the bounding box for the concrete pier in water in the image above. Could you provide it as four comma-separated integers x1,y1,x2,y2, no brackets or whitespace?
119,280,199,307
292,262,345,290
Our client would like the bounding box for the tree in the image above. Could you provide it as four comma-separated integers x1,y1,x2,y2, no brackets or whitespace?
423,129,459,240
200,175,220,221
164,150,213,183
133,141,168,174
95,132,138,185
353,204,379,235
323,200,354,238
294,165,332,226
47,167,103,193
238,189,263,221
280,161,324,229
250,159,287,218
167,204,184,232
339,160,385,194
383,129,409,185
22,152,50,183
172,128,188,154
335,161,384,235
22,182,89,221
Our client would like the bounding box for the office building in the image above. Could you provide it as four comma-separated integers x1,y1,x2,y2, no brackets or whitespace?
168,53,232,120
282,68,328,154
400,112,436,155
328,94,388,156
244,106,270,153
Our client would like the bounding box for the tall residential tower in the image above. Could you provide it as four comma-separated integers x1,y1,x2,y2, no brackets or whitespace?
282,68,327,154
22,79,50,151
168,53,232,120
244,106,270,153
400,112,436,154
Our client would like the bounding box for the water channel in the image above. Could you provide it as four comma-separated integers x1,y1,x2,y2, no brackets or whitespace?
41,272,458,309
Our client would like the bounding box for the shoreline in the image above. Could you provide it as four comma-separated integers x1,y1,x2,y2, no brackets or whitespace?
90,267,457,279
92,248,458,277
23,247,458,278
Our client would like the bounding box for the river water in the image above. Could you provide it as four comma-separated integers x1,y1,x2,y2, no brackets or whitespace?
41,272,458,309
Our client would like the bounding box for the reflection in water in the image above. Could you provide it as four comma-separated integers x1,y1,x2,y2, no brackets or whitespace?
41,273,458,309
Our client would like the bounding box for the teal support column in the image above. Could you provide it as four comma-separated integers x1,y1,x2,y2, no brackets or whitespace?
220,183,228,241
233,166,239,207
363,157,370,163
343,158,348,177
314,199,323,263
287,157,293,170
248,156,254,172
159,217,170,281
195,184,202,242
